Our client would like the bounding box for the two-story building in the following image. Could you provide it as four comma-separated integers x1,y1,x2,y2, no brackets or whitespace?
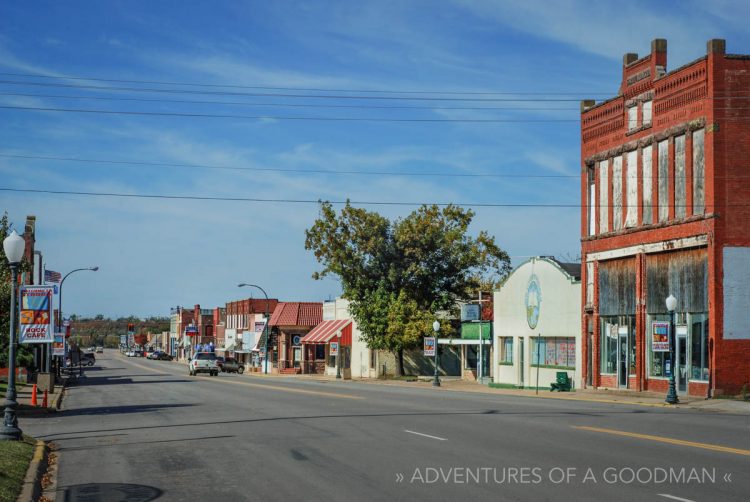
581,39,750,397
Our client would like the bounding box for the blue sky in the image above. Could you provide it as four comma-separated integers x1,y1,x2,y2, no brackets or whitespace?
2,1,749,318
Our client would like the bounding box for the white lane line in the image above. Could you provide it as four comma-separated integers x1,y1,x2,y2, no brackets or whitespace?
404,430,447,441
658,494,696,502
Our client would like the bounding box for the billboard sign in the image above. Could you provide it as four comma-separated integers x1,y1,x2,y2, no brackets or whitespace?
424,337,436,357
652,322,670,352
19,285,54,343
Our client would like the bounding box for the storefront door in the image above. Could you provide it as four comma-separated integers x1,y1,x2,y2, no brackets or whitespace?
618,327,629,388
519,338,525,387
676,328,688,394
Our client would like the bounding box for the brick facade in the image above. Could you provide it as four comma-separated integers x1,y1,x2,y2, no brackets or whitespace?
581,39,750,397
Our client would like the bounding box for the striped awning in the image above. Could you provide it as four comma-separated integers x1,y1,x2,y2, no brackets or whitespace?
301,319,351,344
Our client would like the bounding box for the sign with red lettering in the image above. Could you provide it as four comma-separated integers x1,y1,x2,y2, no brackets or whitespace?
20,286,55,344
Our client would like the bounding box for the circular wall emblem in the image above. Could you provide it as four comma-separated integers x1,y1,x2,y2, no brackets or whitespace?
292,335,301,346
524,274,542,329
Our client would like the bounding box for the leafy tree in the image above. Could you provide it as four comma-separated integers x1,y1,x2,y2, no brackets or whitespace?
305,202,510,375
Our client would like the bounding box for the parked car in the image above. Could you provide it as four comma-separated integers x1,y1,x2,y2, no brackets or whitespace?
221,358,245,374
188,352,219,376
96,346,104,353
216,356,225,369
155,352,173,361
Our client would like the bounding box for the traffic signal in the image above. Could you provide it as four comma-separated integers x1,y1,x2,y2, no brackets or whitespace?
127,323,135,334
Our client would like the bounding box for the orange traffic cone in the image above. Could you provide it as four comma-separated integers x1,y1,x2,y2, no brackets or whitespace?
31,384,38,406
43,390,48,408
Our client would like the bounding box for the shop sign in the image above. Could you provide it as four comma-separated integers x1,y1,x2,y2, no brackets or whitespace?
652,321,670,352
19,285,54,343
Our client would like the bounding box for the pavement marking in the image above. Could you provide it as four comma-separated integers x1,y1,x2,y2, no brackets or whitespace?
658,494,696,502
404,429,447,441
573,426,750,456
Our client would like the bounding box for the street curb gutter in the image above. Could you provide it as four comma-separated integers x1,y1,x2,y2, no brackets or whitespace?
17,440,48,502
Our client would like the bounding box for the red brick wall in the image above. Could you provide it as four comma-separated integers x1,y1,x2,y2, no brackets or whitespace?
581,40,750,396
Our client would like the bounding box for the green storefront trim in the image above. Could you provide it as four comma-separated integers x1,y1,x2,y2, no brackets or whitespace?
498,361,514,366
460,321,492,340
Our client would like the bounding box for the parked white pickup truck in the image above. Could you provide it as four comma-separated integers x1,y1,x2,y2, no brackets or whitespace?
188,352,219,376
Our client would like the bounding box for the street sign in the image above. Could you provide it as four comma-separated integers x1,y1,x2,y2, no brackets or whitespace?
461,304,480,321
424,337,436,356
330,342,339,356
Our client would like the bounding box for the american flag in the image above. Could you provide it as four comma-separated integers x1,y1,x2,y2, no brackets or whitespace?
44,269,62,283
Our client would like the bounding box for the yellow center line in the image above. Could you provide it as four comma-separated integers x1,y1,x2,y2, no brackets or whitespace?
573,425,750,456
120,354,361,400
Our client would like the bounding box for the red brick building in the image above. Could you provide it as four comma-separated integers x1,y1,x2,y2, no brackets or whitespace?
269,302,322,374
581,39,750,397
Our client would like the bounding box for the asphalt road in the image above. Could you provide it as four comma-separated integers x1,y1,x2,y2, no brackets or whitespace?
20,352,750,502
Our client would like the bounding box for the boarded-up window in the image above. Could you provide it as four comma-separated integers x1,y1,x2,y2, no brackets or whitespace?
627,106,638,131
658,140,669,222
625,150,637,227
646,248,707,314
642,100,652,126
693,129,705,215
675,135,686,219
586,261,594,305
599,160,608,233
598,258,636,316
642,145,653,224
612,156,623,230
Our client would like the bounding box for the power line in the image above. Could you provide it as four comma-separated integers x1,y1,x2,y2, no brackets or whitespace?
0,92,580,112
0,153,579,179
0,187,581,208
0,80,587,102
0,71,610,96
0,105,580,123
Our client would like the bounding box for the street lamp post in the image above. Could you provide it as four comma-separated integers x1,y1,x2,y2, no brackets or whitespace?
335,331,342,379
57,266,98,372
238,283,270,374
432,320,441,387
665,294,679,405
2,230,25,441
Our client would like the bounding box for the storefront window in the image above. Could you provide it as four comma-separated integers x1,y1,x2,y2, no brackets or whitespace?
600,321,617,374
315,344,325,360
465,344,490,370
690,313,709,381
499,337,513,364
532,337,575,368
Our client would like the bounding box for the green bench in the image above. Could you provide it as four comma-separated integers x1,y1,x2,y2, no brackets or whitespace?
550,372,572,392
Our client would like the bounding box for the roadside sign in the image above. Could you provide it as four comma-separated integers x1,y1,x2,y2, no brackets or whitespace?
53,332,65,356
330,342,339,356
19,285,54,343
652,322,670,352
424,337,436,356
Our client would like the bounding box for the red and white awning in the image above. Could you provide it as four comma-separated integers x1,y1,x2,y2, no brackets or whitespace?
301,319,352,344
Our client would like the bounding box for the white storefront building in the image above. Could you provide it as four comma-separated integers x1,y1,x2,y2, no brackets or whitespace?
493,257,582,389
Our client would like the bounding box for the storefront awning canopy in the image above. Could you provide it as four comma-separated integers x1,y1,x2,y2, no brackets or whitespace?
301,319,352,344
217,344,235,352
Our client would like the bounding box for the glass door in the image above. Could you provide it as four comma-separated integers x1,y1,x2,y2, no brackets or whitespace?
618,327,629,388
519,338,525,387
676,328,688,394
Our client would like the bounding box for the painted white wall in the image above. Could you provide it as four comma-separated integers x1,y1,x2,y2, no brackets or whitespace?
323,298,376,378
493,257,582,388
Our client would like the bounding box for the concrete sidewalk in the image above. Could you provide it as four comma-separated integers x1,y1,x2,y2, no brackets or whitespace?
138,353,750,414
238,369,750,413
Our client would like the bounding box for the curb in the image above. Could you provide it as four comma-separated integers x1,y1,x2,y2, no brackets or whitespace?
17,439,48,502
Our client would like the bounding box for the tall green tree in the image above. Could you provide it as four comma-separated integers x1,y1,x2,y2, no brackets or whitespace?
305,202,510,375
